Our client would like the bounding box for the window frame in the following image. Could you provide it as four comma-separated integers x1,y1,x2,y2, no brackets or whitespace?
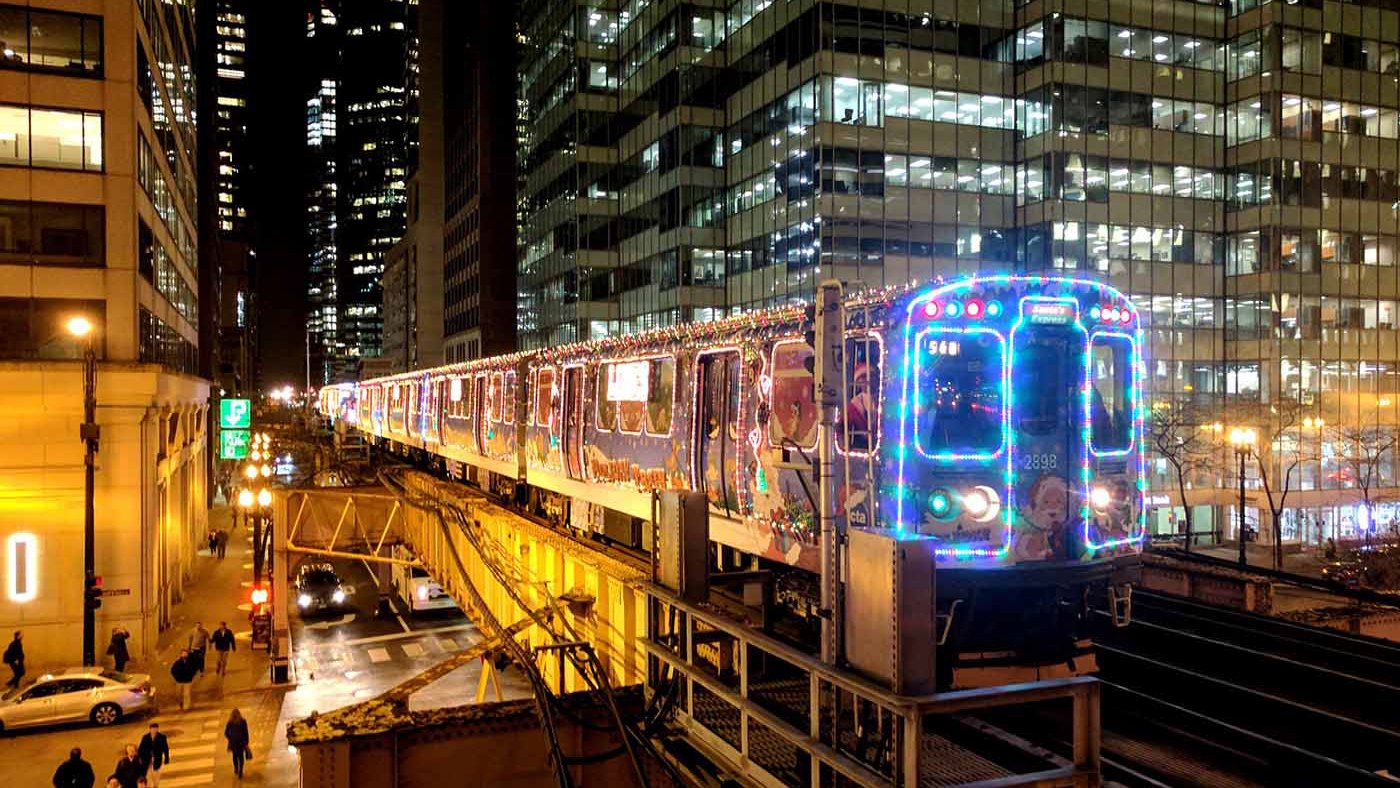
0,5,104,79
1087,331,1137,457
913,327,1008,461
0,103,104,172
767,339,818,451
837,331,884,457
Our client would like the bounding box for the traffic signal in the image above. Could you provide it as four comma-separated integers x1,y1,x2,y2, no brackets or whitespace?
802,303,817,374
85,576,103,610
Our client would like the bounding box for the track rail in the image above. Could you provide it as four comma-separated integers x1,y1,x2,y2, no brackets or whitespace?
1088,589,1400,785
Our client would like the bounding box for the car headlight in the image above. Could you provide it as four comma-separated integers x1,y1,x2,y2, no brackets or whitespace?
332,588,346,604
416,585,429,601
298,593,312,607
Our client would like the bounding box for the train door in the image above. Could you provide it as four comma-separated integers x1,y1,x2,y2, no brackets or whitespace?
473,373,487,454
562,366,585,479
1010,300,1087,561
695,350,741,514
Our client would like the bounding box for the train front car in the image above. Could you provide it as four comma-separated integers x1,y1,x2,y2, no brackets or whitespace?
884,275,1144,686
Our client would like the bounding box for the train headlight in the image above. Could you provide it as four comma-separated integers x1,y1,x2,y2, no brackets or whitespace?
1090,486,1113,511
961,486,1001,522
929,490,956,519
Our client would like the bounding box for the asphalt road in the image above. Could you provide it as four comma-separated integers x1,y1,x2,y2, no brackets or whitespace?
287,554,467,649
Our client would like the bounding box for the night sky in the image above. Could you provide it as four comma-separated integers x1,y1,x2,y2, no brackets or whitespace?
246,2,311,389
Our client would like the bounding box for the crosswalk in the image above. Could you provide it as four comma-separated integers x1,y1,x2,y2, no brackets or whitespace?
143,706,230,787
295,634,474,675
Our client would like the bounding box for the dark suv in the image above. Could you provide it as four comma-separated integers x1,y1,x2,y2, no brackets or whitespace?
295,563,351,613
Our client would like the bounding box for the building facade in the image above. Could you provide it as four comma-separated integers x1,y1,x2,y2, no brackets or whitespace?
207,0,257,396
303,0,416,384
515,0,1400,550
442,0,518,362
0,0,210,667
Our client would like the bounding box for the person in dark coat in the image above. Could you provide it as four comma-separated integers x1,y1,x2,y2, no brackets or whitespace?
137,722,170,785
52,748,95,788
211,621,236,677
224,708,250,779
107,627,131,673
111,744,143,788
170,650,196,710
3,630,23,688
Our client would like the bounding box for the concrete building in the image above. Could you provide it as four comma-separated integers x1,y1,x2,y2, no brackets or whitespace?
304,0,416,384
206,0,257,396
514,0,1400,551
442,0,517,362
382,0,444,372
0,0,210,666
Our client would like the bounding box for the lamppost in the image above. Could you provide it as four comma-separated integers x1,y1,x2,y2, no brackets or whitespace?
1230,427,1258,569
66,316,99,666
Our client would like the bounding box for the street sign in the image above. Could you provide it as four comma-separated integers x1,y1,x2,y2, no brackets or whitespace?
100,588,130,597
219,398,252,429
220,429,250,460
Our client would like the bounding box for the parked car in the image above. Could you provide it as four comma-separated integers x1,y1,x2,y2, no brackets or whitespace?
296,562,352,613
0,668,154,732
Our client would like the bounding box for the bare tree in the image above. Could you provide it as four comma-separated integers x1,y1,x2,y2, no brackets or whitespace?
1326,417,1399,546
1229,400,1317,570
1148,401,1216,551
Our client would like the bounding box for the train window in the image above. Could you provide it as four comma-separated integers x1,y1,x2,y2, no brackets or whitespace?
1015,333,1072,436
646,357,675,435
535,368,555,427
769,340,817,449
509,372,520,425
489,373,503,422
596,367,617,430
1089,334,1134,453
915,330,1005,457
838,335,881,453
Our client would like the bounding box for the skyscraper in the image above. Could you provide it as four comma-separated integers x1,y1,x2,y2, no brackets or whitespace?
441,0,518,362
512,1,1400,553
304,0,416,384
0,1,210,665
204,0,257,395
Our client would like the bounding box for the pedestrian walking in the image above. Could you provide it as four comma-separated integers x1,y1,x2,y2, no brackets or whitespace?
170,650,196,710
52,747,95,788
211,621,236,677
111,744,143,788
206,530,217,555
138,722,169,786
215,528,229,559
188,622,209,675
107,627,131,673
3,630,23,688
224,708,251,780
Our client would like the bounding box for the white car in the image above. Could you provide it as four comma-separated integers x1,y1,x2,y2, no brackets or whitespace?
0,668,155,731
393,563,457,614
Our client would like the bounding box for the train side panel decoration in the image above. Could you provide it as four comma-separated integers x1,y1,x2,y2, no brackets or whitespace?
318,276,1145,684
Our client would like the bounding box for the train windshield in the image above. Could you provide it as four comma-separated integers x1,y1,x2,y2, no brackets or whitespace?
915,330,1004,456
1090,334,1134,452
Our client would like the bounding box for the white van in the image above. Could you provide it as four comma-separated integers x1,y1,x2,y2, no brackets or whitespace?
390,545,458,614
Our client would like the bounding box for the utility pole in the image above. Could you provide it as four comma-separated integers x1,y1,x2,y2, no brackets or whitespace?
68,316,100,666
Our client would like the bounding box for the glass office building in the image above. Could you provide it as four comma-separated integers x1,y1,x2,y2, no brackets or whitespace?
517,0,1400,548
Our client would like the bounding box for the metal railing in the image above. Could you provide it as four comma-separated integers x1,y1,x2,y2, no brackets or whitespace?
644,587,1101,788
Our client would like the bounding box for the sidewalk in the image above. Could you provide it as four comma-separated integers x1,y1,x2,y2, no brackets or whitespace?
139,501,296,784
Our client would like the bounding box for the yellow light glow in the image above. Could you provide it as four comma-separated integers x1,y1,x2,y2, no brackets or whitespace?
65,316,93,338
244,464,258,480
1229,427,1257,448
6,532,37,602
260,464,271,477
237,488,254,509
257,488,272,507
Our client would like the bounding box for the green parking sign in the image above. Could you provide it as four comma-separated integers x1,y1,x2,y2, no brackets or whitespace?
220,429,250,460
220,398,251,429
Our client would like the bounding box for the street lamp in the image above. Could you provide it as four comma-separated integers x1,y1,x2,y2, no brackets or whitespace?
237,488,254,509
1229,427,1258,568
66,315,99,666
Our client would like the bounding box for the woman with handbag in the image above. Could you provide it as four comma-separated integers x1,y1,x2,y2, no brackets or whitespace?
223,708,251,780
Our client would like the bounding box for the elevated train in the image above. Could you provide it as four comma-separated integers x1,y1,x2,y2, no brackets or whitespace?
319,276,1145,686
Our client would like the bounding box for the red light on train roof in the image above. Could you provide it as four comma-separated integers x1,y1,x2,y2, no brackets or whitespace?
923,301,941,318
965,299,984,318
